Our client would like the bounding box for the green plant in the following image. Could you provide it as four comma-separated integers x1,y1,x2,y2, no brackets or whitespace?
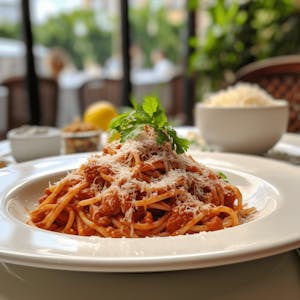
33,9,112,69
129,3,185,66
190,0,300,100
0,4,185,71
0,21,21,39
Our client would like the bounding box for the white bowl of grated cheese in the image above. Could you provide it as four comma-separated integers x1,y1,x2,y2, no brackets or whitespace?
8,126,61,162
194,83,289,154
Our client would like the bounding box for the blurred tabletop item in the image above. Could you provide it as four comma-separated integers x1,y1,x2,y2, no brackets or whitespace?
62,119,101,154
7,125,61,162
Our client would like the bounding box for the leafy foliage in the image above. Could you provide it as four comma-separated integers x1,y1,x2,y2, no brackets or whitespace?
129,3,185,66
109,96,190,154
0,22,21,40
0,4,184,70
190,0,300,98
33,9,112,69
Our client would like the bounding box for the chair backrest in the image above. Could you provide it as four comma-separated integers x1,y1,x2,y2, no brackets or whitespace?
132,73,185,119
235,55,300,132
78,78,122,114
78,78,106,113
2,76,58,130
102,78,122,108
169,74,185,116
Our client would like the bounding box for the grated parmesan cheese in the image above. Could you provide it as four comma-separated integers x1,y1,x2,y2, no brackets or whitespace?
67,131,232,224
204,83,278,107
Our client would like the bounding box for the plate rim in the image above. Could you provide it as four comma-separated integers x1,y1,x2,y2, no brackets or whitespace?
0,152,300,272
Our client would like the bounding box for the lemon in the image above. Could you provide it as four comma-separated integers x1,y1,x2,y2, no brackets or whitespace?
83,101,118,131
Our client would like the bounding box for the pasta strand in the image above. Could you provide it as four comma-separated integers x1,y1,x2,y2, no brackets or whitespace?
28,129,255,238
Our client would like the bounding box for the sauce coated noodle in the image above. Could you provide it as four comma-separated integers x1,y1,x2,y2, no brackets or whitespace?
29,128,255,237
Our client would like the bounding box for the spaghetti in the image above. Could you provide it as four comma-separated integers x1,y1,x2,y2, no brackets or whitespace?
29,127,255,237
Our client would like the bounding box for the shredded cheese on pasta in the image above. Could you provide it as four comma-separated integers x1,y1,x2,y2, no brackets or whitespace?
28,127,255,237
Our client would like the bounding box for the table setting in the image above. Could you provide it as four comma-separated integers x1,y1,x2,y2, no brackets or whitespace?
0,88,299,300
0,129,299,299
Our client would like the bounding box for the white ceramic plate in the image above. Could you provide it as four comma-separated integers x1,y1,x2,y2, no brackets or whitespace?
0,152,299,272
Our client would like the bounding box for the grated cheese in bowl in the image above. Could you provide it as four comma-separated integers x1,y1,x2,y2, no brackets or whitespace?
203,83,278,107
194,83,289,154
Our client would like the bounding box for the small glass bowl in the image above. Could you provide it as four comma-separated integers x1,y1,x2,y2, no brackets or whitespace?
62,130,101,154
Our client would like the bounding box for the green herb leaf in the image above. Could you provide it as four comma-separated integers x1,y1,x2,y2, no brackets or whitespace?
142,96,158,117
109,113,128,129
109,96,190,154
155,110,168,128
218,171,229,182
130,98,139,110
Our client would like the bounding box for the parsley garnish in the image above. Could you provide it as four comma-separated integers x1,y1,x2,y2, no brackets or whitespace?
109,96,190,154
218,172,229,182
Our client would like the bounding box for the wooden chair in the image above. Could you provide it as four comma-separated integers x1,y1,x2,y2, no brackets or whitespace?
78,78,105,114
78,76,184,120
0,130,5,140
78,78,122,114
235,55,300,132
1,76,58,131
103,78,122,108
170,74,185,115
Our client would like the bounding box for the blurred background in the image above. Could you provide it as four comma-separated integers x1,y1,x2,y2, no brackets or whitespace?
0,0,300,137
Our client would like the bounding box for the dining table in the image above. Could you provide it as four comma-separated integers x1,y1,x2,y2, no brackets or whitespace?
0,68,177,134
0,127,299,300
57,70,174,128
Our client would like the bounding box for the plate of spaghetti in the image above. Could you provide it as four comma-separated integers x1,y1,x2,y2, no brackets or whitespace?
0,97,300,272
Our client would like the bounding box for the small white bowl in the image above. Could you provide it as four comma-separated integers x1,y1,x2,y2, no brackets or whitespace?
194,100,289,154
8,126,61,162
